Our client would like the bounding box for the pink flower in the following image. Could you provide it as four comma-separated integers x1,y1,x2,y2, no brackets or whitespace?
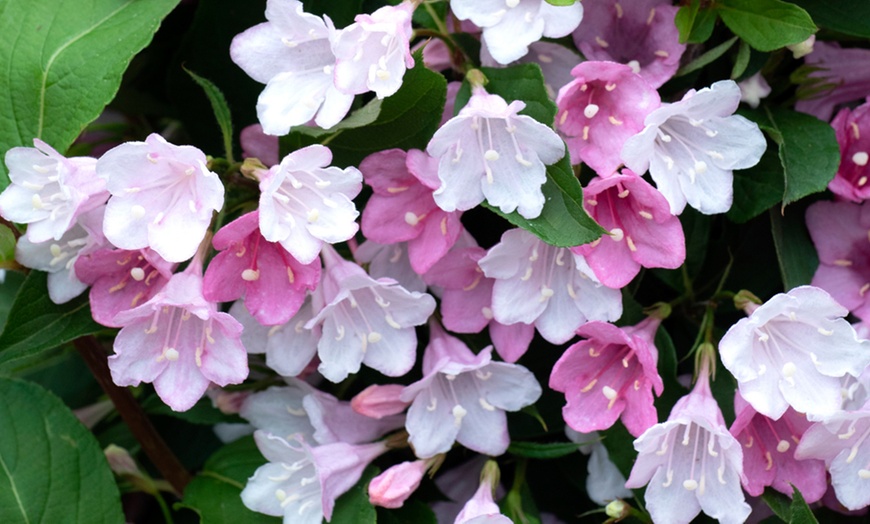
0,139,105,243
203,210,321,326
332,2,415,99
351,384,410,419
240,124,279,167
573,170,685,289
241,431,387,524
75,247,175,327
427,87,566,219
454,460,512,523
829,102,870,202
258,144,362,265
368,460,429,509
572,0,685,89
795,41,870,122
729,392,827,503
108,263,248,412
550,317,664,437
230,0,354,133
360,148,463,274
626,366,751,524
97,133,224,263
556,61,660,177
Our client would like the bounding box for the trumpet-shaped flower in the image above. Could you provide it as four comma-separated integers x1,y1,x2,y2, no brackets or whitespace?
795,41,870,122
427,87,565,219
450,0,583,65
98,134,224,263
307,246,435,382
626,368,751,524
621,80,766,215
258,144,362,265
230,0,354,133
829,101,870,202
401,321,541,458
718,286,870,420
478,228,622,345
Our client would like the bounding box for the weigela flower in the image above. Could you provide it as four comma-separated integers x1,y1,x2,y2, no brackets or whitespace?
401,321,541,458
307,246,436,383
0,139,105,243
719,286,870,420
203,210,321,326
550,317,664,437
332,2,415,99
454,461,512,524
241,431,387,524
795,41,870,122
427,86,566,219
795,401,870,510
354,240,426,293
97,133,224,263
622,80,766,215
75,247,175,327
729,393,827,503
351,384,410,419
108,262,248,412
738,73,772,109
478,228,623,345
258,144,362,265
556,61,661,177
625,366,751,524
368,459,428,509
573,170,685,289
829,101,870,202
450,0,584,65
572,0,685,89
230,0,354,133
806,200,870,322
360,148,463,274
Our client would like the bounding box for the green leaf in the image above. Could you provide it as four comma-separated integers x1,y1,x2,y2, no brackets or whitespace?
790,0,870,38
731,39,752,79
0,225,16,263
676,36,738,77
761,486,820,524
0,0,181,186
0,271,101,367
456,64,557,125
770,206,819,290
727,147,785,223
0,377,124,523
508,440,588,459
762,487,793,521
675,0,718,44
484,152,606,247
716,0,816,52
185,68,235,163
179,436,280,523
378,500,438,524
789,486,819,524
330,465,379,524
544,0,577,6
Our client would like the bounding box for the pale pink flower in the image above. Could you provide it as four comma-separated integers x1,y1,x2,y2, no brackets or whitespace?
454,461,512,524
97,133,224,263
427,87,565,219
368,460,429,509
354,240,426,293
258,145,362,265
795,41,870,122
351,384,410,419
738,73,772,109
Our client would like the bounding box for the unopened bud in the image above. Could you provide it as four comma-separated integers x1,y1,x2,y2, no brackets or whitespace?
787,35,815,59
351,384,410,419
605,499,629,519
368,460,428,508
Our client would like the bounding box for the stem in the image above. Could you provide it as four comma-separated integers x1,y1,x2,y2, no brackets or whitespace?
75,336,192,494
423,2,449,35
154,491,175,524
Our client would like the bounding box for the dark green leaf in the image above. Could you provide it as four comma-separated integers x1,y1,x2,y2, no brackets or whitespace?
762,488,793,522
302,0,364,28
142,394,240,425
185,68,235,163
484,152,606,247
0,226,16,263
675,0,718,44
770,206,819,289
600,423,636,480
0,0,181,186
508,440,588,459
716,0,816,52
0,377,124,523
790,0,870,38
732,39,752,79
0,271,101,367
789,486,819,524
677,36,738,77
179,436,280,523
378,500,438,524
728,147,785,223
330,465,379,524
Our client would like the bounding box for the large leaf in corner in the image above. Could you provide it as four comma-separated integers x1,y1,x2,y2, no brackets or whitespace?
0,377,124,523
0,0,181,186
0,271,101,368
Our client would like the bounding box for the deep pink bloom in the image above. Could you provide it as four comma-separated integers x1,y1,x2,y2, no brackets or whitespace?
806,200,870,322
75,248,175,327
795,41,870,122
556,61,660,177
572,0,685,89
729,392,827,503
573,170,685,288
97,134,225,263
203,210,321,326
108,263,247,412
360,148,463,274
550,317,664,437
368,460,428,509
829,102,870,202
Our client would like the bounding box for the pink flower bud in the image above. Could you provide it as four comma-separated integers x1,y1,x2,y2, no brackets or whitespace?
368,460,427,509
352,384,410,419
